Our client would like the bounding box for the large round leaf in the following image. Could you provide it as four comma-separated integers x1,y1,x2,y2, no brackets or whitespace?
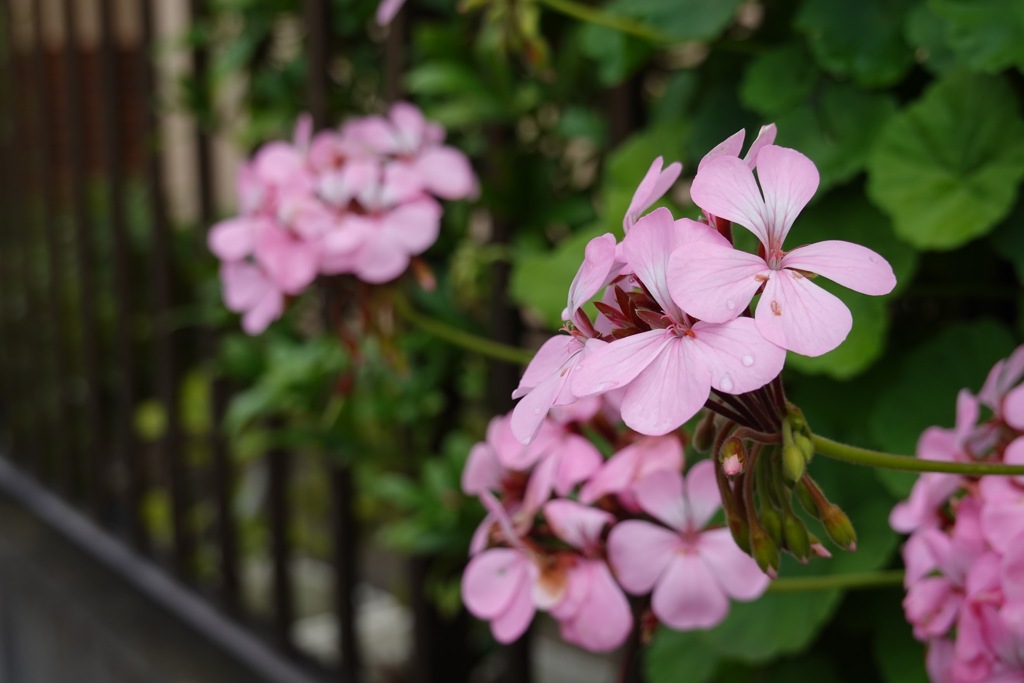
866,72,1024,251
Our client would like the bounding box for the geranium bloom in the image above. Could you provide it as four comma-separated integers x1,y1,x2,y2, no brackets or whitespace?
669,145,896,356
572,208,786,436
219,261,284,335
543,500,632,651
579,434,683,510
623,156,682,232
510,233,621,443
608,461,770,629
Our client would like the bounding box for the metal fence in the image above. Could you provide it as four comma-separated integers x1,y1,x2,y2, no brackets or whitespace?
0,1,447,681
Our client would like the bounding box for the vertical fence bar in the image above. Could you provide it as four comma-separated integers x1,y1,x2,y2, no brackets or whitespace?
138,0,192,579
0,0,12,444
306,0,361,677
31,0,73,494
61,0,105,518
189,0,240,610
267,444,294,654
98,0,148,552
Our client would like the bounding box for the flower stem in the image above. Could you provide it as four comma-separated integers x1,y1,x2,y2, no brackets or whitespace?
535,0,675,44
811,434,1024,476
768,569,904,593
392,295,535,365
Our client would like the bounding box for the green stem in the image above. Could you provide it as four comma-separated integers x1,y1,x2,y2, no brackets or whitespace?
393,295,535,365
812,434,1024,476
535,0,675,44
768,569,904,593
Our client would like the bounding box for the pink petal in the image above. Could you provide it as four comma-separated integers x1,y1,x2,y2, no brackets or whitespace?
698,528,771,600
389,102,427,151
572,331,669,398
981,502,1024,555
221,261,271,312
754,145,819,246
619,337,711,436
667,240,769,323
743,124,777,168
242,289,284,335
544,499,614,550
379,198,442,255
254,226,320,295
552,434,603,496
462,548,529,619
1004,386,1024,431
560,561,633,652
690,317,787,394
511,373,569,446
781,240,896,296
652,553,731,630
697,129,746,172
413,146,478,200
462,443,501,496
580,435,683,505
351,227,412,283
624,157,683,231
607,520,680,594
515,335,582,397
209,217,260,261
980,345,1024,410
633,470,689,530
621,208,688,316
904,577,959,639
490,580,536,644
521,454,557,515
754,269,852,357
682,460,722,530
690,155,770,247
565,233,621,321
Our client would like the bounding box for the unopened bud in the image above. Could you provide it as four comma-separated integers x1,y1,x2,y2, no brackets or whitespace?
795,434,814,462
783,514,811,563
794,481,820,519
808,533,832,559
783,444,806,485
750,525,780,579
822,505,857,551
760,506,783,547
693,411,717,453
719,437,746,476
727,513,751,554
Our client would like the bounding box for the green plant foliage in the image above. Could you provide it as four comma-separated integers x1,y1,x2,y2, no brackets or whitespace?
929,0,1024,72
867,72,1024,251
796,0,917,87
740,45,819,117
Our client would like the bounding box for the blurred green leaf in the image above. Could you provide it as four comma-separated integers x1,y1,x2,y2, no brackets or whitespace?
577,24,652,86
605,0,744,42
867,72,1024,251
740,45,819,117
796,0,917,87
874,597,930,683
930,0,1024,72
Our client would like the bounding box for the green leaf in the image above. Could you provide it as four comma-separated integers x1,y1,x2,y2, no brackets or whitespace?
990,197,1024,283
740,45,819,117
776,84,898,192
602,121,690,222
604,0,744,42
869,319,1015,495
509,224,608,328
867,72,1024,251
576,24,652,86
874,597,930,683
796,0,917,87
645,630,719,683
930,0,1024,72
904,3,962,74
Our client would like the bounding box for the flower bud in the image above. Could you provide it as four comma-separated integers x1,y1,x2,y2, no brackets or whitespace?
727,513,751,555
719,437,746,477
794,481,820,519
822,504,857,551
750,524,780,579
783,513,811,563
782,444,806,485
760,506,783,547
693,410,717,453
795,434,814,462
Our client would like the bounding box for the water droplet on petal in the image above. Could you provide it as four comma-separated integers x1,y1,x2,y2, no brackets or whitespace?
720,374,734,392
742,354,754,367
726,299,736,311
868,255,878,263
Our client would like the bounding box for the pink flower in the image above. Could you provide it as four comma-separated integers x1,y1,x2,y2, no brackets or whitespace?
572,208,786,436
607,461,770,630
696,124,777,173
579,435,683,510
376,0,406,25
510,233,621,444
543,500,632,651
219,262,284,335
669,145,896,356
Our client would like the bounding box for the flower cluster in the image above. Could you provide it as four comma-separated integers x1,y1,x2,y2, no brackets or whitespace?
461,407,769,651
209,103,477,334
463,125,896,650
510,125,896,445
892,346,1024,682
